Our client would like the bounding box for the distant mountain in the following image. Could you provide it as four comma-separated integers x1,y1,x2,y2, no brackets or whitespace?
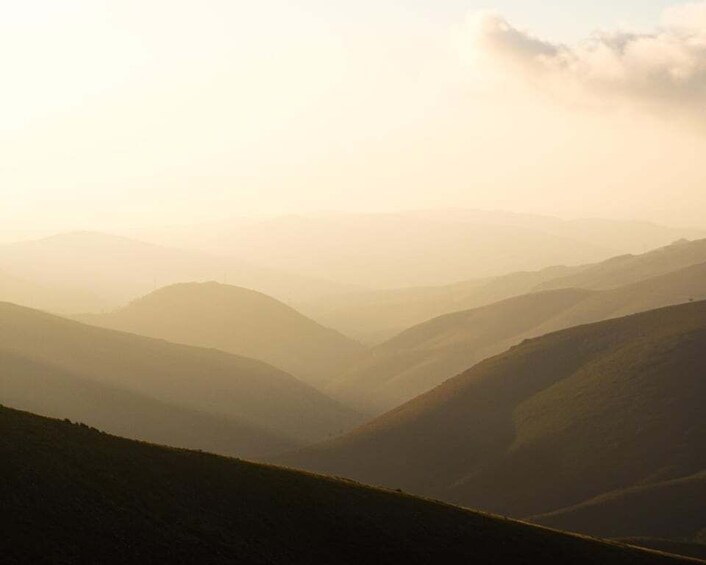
532,472,706,544
0,268,102,313
303,238,706,343
0,231,358,313
140,210,703,289
0,350,293,458
79,282,365,389
279,302,706,531
0,405,692,565
538,238,706,292
329,262,706,412
0,302,360,444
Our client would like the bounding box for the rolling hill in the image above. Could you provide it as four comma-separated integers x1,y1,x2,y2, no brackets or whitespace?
0,405,695,565
0,301,360,444
0,231,358,313
155,210,704,289
303,237,706,343
0,350,294,458
328,262,706,412
279,301,706,531
78,282,365,389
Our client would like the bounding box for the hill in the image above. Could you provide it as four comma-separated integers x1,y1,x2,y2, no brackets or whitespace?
79,282,365,388
0,231,357,313
0,405,695,565
0,268,102,313
0,302,360,443
279,302,706,529
328,262,706,412
538,238,706,292
0,350,294,458
160,210,704,289
532,472,706,543
303,238,706,343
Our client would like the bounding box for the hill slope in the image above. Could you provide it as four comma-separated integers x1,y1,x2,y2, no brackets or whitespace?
280,302,706,525
303,238,706,343
0,302,360,443
0,350,294,458
532,472,706,543
330,262,706,412
80,282,365,388
0,405,694,565
0,231,357,312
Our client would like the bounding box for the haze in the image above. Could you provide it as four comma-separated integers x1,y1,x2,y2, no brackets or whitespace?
3,0,706,233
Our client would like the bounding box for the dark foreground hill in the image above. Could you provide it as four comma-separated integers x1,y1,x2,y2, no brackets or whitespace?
279,301,706,527
329,261,706,412
0,406,695,565
0,302,360,445
79,282,365,389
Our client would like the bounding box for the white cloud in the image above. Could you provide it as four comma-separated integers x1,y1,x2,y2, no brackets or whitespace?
462,4,706,117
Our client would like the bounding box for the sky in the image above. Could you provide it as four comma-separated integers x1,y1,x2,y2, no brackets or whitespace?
2,0,706,231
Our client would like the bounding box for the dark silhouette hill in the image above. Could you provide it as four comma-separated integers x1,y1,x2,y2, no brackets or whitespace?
0,231,358,313
304,238,706,343
0,350,294,458
0,302,360,443
532,472,706,544
329,262,706,412
79,282,365,389
279,302,706,531
0,405,695,565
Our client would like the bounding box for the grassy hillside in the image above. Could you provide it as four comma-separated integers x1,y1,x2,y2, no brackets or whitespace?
329,262,706,412
0,302,360,443
303,238,706,343
79,282,365,389
0,350,294,458
532,472,706,543
0,405,694,565
279,302,706,527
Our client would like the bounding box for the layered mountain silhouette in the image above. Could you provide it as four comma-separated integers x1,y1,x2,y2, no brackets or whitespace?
170,210,703,289
0,231,357,313
328,261,706,412
306,238,706,343
0,302,360,446
279,302,706,538
0,405,694,565
0,268,102,313
79,282,365,389
0,351,293,458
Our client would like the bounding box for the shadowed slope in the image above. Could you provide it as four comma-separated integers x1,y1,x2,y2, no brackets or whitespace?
0,405,695,565
0,351,294,458
532,472,706,543
280,302,706,524
330,262,706,412
0,302,360,443
79,282,365,389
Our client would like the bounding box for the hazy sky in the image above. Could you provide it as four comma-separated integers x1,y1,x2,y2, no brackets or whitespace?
2,1,706,231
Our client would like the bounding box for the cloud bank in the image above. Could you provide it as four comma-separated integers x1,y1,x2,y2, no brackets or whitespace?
464,3,706,117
